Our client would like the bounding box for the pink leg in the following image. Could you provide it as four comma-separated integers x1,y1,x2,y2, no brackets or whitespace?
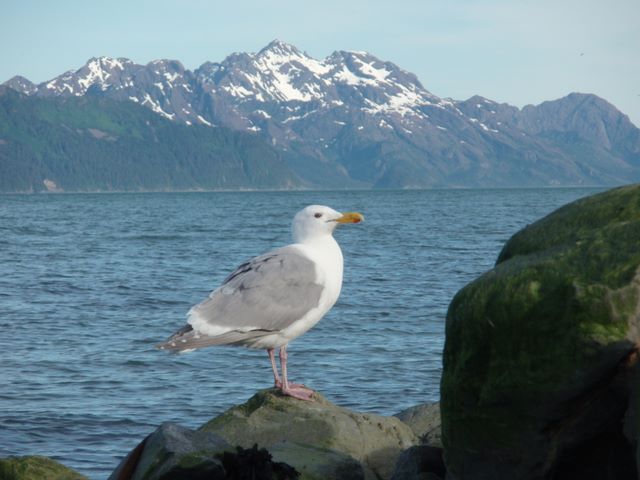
267,348,281,387
279,345,314,401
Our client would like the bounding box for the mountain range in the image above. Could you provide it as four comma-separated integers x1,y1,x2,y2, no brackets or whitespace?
2,39,639,192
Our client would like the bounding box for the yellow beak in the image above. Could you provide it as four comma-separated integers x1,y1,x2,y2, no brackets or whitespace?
334,212,364,224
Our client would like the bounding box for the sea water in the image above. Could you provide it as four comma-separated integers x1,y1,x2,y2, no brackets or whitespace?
0,188,604,477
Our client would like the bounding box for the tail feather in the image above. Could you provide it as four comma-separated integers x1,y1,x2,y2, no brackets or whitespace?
156,324,274,352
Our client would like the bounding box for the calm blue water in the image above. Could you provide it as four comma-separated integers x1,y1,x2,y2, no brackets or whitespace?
0,188,603,478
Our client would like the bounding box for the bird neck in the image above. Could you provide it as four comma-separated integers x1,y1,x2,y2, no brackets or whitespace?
297,234,344,286
299,233,339,251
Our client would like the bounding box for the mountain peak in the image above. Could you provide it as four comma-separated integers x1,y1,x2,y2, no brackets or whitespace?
85,56,132,71
146,58,186,73
3,75,37,95
258,39,302,57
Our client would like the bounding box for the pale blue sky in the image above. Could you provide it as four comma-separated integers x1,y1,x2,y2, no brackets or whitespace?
2,0,639,125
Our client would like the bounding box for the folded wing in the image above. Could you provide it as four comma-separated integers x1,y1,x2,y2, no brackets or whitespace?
158,246,324,351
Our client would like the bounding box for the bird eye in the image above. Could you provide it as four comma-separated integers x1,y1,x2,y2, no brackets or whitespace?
314,213,323,218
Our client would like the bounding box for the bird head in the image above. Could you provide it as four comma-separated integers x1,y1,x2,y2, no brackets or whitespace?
292,205,364,243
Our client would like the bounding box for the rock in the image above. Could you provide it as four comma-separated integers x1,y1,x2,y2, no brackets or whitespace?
200,388,419,480
441,184,640,479
390,445,445,480
392,403,444,479
110,390,416,480
0,456,87,480
394,403,442,448
108,422,231,480
269,441,364,480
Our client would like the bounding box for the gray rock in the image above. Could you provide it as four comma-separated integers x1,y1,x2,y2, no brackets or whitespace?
108,422,230,480
390,445,445,480
200,388,419,480
394,403,441,448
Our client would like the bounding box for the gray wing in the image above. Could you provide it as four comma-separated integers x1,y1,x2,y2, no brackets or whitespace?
157,246,324,351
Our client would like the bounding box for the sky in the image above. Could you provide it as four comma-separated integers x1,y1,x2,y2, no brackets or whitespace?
2,0,639,126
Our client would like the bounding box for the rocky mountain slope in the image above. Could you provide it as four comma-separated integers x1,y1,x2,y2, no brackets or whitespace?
3,40,639,190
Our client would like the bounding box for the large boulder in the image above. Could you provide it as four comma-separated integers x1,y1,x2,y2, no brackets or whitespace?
200,388,419,480
108,422,231,480
441,184,640,479
0,456,87,480
110,389,418,480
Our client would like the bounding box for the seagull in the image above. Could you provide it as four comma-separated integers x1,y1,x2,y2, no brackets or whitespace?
157,205,364,400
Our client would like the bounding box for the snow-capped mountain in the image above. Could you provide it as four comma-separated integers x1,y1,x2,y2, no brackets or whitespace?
7,41,446,125
4,40,640,188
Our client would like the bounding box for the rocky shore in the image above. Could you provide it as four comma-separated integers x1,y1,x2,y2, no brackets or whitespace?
0,392,443,480
3,184,640,479
106,389,442,480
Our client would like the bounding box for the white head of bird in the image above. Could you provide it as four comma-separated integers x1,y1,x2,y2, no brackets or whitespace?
292,205,364,244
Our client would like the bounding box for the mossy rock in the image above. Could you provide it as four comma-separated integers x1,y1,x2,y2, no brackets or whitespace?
0,456,87,480
441,184,640,479
200,388,418,480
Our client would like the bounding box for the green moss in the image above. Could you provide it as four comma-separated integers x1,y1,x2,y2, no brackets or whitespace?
239,389,283,415
0,456,87,480
579,322,628,344
443,260,591,408
441,185,640,465
497,184,640,268
202,411,234,431
528,280,541,299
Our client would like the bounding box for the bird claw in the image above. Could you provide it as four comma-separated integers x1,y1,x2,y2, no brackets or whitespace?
280,385,315,401
275,380,307,389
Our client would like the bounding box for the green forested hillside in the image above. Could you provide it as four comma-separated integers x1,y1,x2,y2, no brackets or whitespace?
0,89,300,192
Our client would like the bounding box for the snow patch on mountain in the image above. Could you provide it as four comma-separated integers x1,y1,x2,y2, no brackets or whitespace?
352,56,391,82
333,65,368,86
3,40,508,145
141,93,174,120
